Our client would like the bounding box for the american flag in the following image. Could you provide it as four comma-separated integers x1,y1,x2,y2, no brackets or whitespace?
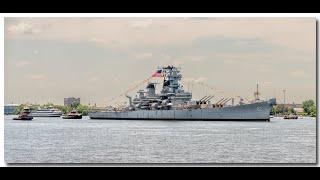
152,69,163,77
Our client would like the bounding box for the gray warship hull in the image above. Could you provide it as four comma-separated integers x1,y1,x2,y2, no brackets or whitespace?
89,98,276,121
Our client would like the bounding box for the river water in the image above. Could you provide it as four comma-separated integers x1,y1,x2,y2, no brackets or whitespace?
4,115,316,164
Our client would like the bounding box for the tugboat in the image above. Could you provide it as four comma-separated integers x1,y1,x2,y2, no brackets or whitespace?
62,109,82,119
13,107,33,121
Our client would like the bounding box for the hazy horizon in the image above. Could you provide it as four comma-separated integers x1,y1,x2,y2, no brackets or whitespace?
4,17,316,106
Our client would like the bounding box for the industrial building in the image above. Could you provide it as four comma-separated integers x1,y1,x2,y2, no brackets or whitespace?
64,97,80,106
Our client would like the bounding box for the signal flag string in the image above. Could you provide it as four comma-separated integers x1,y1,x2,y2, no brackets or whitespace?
105,76,153,106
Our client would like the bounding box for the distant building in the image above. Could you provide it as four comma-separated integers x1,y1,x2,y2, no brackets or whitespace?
4,104,19,115
64,97,80,106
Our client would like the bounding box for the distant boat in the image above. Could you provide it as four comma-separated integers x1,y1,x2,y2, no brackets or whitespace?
62,109,82,119
30,106,62,117
13,107,33,121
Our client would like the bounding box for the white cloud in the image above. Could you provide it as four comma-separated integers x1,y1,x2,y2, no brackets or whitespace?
88,37,106,44
172,60,183,66
184,77,208,83
291,70,308,78
112,77,120,84
33,50,39,55
88,76,99,82
15,61,30,67
190,57,203,62
133,52,153,60
128,19,153,29
257,65,271,73
26,74,47,80
5,18,315,54
7,21,42,35
260,81,273,86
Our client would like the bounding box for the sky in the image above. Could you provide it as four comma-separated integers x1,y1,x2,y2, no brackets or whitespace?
4,17,316,106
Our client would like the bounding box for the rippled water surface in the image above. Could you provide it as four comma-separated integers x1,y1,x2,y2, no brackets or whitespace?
4,115,316,163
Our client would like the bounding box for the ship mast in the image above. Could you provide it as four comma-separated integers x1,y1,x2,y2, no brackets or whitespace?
254,83,260,101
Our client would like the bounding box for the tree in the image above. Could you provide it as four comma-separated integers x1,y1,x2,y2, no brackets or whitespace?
71,101,80,109
302,100,316,117
76,104,89,116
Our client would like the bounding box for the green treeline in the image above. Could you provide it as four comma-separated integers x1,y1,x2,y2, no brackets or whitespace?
14,102,92,116
302,100,316,117
270,99,316,117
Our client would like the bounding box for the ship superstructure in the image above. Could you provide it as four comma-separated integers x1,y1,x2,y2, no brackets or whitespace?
129,66,192,111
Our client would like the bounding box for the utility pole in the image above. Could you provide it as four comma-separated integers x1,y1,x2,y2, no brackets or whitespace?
283,89,286,105
283,89,286,115
254,83,260,101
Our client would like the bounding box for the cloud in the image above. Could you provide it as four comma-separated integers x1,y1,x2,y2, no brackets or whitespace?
190,57,203,62
291,70,309,78
260,81,273,86
192,36,276,54
26,74,47,80
257,64,271,73
184,77,208,83
223,59,236,64
7,21,42,35
88,37,106,44
133,52,153,60
5,17,315,55
128,19,153,29
88,76,99,82
172,60,183,66
15,61,30,67
33,50,39,55
112,77,121,84
188,17,218,21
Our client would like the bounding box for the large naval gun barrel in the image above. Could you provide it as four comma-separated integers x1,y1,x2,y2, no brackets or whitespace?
215,98,225,105
203,96,214,103
221,98,231,105
199,96,208,102
201,96,211,103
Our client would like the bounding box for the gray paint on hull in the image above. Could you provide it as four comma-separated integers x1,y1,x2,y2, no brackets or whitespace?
89,99,275,121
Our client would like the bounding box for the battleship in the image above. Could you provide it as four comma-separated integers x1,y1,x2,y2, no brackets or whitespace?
89,66,276,121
